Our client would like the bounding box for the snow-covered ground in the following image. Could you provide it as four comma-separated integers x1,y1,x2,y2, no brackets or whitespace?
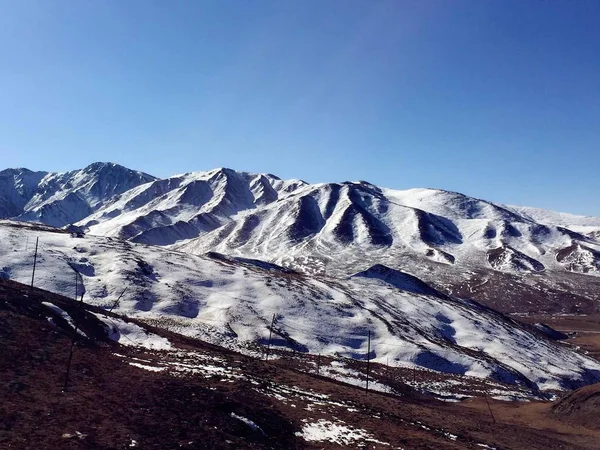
92,313,173,350
109,347,510,447
296,419,394,447
3,164,600,320
5,163,599,278
174,182,600,278
2,220,599,395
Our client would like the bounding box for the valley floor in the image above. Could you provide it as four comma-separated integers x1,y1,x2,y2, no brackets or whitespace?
2,280,600,449
518,314,600,362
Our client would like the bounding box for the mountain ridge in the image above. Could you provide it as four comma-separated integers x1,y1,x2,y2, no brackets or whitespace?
4,162,599,229
2,163,600,316
0,162,156,227
1,219,599,395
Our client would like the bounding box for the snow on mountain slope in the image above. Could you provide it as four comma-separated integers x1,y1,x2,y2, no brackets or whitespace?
1,219,599,394
0,168,48,218
77,168,306,244
503,204,600,240
504,204,600,228
0,162,156,227
386,188,525,222
3,163,598,280
2,163,600,314
556,242,600,274
175,179,600,279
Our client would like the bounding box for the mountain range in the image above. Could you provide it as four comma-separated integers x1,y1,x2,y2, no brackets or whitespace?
2,162,600,396
2,162,599,315
0,162,155,227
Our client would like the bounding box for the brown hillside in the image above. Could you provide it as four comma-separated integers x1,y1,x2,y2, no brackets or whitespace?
3,279,600,449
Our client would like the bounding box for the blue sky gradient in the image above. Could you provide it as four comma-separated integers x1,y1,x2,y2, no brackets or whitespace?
1,0,599,214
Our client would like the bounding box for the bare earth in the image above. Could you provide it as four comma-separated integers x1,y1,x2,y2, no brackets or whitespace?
517,314,600,361
2,279,600,449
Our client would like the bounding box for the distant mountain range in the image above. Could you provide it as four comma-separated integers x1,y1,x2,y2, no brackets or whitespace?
2,162,600,315
0,162,155,227
2,162,600,394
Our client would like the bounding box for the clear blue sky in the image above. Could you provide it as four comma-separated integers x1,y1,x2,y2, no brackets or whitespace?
1,0,599,215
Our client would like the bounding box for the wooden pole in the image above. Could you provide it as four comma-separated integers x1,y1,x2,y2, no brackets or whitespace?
30,237,39,289
108,287,128,313
385,356,389,393
484,392,496,423
265,313,275,362
366,330,371,393
63,269,85,392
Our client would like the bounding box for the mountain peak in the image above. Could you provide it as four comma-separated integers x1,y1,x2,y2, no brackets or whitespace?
85,161,117,170
0,167,47,177
81,161,155,178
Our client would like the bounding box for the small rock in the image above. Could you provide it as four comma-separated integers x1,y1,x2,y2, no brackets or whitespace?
62,431,87,440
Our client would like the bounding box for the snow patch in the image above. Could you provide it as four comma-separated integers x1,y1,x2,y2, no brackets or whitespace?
230,413,265,435
93,313,172,350
296,419,391,446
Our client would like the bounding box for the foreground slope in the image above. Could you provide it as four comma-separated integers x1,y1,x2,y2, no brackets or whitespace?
1,220,599,395
3,279,600,450
553,382,600,430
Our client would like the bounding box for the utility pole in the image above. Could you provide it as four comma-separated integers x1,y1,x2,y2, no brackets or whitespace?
63,268,85,392
385,356,389,393
484,392,496,423
265,313,275,362
30,237,39,290
108,287,128,313
365,330,371,393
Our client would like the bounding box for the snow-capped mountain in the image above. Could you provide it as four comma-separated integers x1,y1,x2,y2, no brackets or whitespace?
175,181,599,278
77,167,305,245
0,168,47,218
0,162,155,227
2,163,600,315
502,204,600,241
2,220,599,395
